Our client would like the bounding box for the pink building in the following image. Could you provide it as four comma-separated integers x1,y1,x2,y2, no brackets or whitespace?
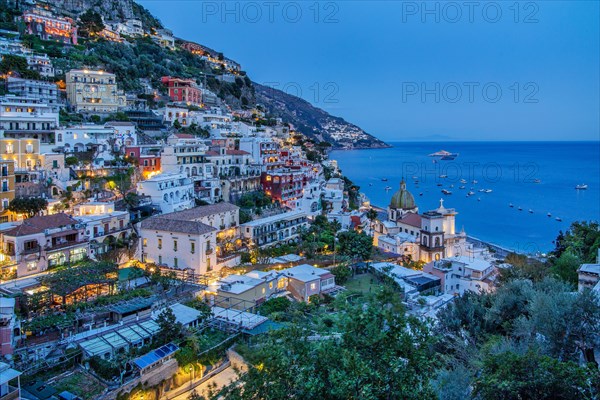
280,264,336,302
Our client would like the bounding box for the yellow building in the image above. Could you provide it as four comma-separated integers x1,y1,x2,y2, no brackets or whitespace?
0,138,42,172
65,69,126,113
0,160,15,223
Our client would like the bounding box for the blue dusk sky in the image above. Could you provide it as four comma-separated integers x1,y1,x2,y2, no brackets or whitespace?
138,1,599,142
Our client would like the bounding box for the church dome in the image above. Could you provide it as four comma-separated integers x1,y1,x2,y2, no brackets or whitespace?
390,179,416,210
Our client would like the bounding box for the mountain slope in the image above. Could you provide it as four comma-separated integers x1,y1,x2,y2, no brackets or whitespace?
254,83,389,149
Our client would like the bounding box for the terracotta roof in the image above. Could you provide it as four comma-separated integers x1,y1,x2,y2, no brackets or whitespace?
166,203,239,220
4,213,78,237
141,217,215,235
226,149,250,156
140,203,238,234
399,213,422,228
205,151,219,156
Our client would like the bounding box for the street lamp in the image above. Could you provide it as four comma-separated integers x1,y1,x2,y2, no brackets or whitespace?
189,365,194,390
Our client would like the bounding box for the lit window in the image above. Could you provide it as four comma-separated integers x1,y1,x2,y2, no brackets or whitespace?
143,238,147,247
191,242,195,254
158,238,162,249
310,283,317,290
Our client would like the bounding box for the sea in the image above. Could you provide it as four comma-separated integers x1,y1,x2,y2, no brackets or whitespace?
331,142,600,253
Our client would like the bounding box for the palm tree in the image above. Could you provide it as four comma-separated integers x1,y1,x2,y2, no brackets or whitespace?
366,208,379,236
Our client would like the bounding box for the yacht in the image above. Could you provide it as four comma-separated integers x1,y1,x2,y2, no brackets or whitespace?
472,180,478,184
533,179,541,184
467,191,475,196
555,217,562,222
441,189,452,195
459,185,466,189
460,179,467,184
429,150,459,160
439,175,448,179
575,184,588,190
381,178,388,182
437,183,443,187
484,189,493,193
529,209,534,214
547,212,552,217
509,203,514,208
384,186,392,191
518,207,523,211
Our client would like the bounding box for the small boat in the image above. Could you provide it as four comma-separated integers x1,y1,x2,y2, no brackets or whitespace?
467,191,475,196
575,184,588,190
547,212,552,217
529,209,533,214
509,203,514,208
477,198,481,201
381,178,388,182
459,179,467,184
472,180,478,184
441,189,452,195
478,189,486,193
384,186,392,190
412,176,418,179
533,179,541,183
459,186,466,189
439,175,448,179
449,184,454,188
419,193,423,196
437,183,443,187
518,207,523,211
556,217,562,222
369,183,373,186
484,189,493,193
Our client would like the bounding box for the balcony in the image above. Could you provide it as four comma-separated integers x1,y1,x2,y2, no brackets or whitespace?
205,247,214,255
21,246,41,255
45,240,86,252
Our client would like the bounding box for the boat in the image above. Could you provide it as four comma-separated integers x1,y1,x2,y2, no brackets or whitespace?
437,183,443,187
441,189,452,195
556,217,562,221
384,186,392,190
460,179,467,184
369,183,373,186
575,184,588,190
412,176,418,179
477,198,481,201
429,150,459,160
472,180,478,184
419,193,423,196
509,203,514,208
547,212,552,217
381,178,388,182
529,209,533,214
459,186,466,189
449,184,454,188
518,207,523,211
478,189,486,193
533,179,541,183
484,189,493,193
467,191,475,196
439,175,448,179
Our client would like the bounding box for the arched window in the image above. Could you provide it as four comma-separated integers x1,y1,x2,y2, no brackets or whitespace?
435,237,441,247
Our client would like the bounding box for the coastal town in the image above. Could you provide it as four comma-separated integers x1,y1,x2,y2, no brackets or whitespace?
0,2,599,400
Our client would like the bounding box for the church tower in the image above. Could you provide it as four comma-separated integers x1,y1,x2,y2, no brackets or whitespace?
388,178,418,222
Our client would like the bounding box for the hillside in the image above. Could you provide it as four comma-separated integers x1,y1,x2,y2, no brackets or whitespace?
254,83,389,149
6,0,388,149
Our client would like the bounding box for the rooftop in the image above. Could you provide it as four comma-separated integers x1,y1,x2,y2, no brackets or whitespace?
579,263,600,275
3,213,77,237
280,264,330,282
132,343,179,370
241,210,306,227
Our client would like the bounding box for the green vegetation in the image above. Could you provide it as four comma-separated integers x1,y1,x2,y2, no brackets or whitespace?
52,371,105,400
7,197,49,218
78,11,104,37
0,54,41,79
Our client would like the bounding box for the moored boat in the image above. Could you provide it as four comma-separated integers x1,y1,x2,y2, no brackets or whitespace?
575,184,588,190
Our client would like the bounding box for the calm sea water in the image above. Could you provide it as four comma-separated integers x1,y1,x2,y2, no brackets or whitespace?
331,142,600,253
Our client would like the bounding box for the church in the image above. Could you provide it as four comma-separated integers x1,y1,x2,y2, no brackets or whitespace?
373,179,467,263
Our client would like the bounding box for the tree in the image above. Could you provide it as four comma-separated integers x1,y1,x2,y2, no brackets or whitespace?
156,307,183,343
474,348,599,400
7,197,48,218
337,231,373,261
219,293,438,399
78,10,105,37
366,208,378,235
330,263,352,285
549,251,580,284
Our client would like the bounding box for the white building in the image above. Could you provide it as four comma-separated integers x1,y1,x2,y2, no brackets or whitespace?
577,249,600,292
6,77,60,105
73,201,131,258
423,256,497,295
0,95,59,143
136,172,195,214
241,210,308,248
55,124,116,161
139,203,239,276
114,19,143,36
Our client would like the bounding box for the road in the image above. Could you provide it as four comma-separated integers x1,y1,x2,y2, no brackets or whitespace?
165,366,238,400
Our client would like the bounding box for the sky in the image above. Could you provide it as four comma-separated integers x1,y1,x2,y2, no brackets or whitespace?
138,1,600,142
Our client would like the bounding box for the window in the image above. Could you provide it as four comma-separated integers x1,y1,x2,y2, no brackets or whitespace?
5,143,13,154
269,282,273,289
158,238,162,249
262,287,266,294
52,160,58,169
158,255,162,264
174,257,178,268
173,240,178,251
57,133,62,142
27,262,37,271
143,238,147,247
190,242,195,254
310,283,317,290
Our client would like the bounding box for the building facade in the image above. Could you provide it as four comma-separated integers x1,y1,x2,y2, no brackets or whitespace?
65,69,125,113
